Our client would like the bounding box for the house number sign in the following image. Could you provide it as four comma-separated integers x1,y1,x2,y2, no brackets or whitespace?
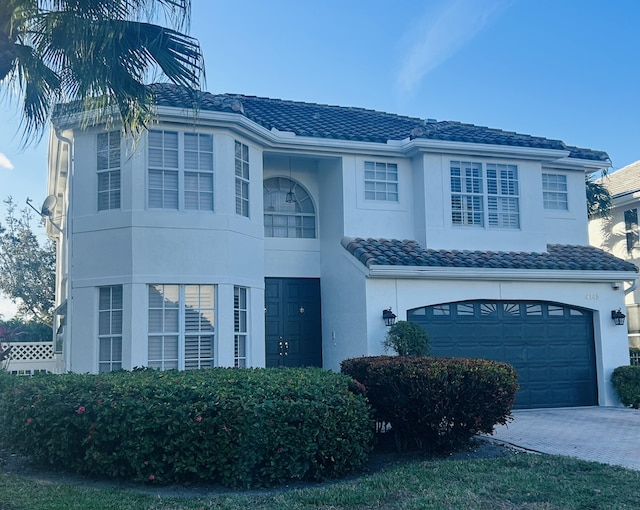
585,293,599,300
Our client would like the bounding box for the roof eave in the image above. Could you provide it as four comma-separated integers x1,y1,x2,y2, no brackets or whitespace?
402,138,571,161
548,156,611,173
366,265,639,283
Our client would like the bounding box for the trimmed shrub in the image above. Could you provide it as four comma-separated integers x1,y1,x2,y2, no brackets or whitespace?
612,365,640,408
383,321,429,357
0,367,374,487
341,356,518,452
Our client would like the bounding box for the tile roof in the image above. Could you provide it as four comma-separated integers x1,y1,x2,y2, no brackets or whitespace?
147,83,608,162
598,160,640,198
342,237,638,273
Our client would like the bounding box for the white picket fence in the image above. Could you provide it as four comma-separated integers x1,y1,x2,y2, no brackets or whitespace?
1,341,63,375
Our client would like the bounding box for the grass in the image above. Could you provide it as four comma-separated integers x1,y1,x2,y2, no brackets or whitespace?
1,453,640,509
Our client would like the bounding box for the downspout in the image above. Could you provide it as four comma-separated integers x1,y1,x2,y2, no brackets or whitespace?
53,127,74,372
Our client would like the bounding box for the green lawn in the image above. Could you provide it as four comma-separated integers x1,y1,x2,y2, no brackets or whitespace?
1,453,639,509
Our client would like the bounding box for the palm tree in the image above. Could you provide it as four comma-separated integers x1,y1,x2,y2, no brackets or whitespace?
0,0,204,143
586,176,612,219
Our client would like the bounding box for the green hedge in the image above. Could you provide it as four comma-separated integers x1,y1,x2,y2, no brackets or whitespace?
612,365,640,408
341,356,518,452
0,368,374,487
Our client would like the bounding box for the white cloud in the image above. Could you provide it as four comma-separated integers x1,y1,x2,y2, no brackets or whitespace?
0,153,14,171
395,0,510,97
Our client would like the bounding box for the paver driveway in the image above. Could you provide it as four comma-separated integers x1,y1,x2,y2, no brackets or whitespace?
488,407,640,470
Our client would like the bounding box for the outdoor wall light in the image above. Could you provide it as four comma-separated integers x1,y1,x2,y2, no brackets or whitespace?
611,309,626,326
382,308,397,327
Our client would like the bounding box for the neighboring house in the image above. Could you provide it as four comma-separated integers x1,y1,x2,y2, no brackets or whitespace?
589,161,640,350
46,83,636,409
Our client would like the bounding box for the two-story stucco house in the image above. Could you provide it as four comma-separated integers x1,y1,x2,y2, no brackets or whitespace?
46,83,637,409
589,161,640,350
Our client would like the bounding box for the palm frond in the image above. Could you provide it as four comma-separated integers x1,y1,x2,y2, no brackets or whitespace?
7,41,60,144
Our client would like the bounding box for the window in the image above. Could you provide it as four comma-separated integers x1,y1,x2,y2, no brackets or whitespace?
97,131,121,210
487,163,519,228
148,284,215,370
148,130,213,210
234,286,248,368
450,161,519,229
542,173,568,210
625,208,639,254
263,177,316,238
235,141,249,216
98,286,122,372
184,133,214,210
364,161,398,201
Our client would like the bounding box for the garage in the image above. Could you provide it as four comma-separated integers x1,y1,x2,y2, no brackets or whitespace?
408,300,597,409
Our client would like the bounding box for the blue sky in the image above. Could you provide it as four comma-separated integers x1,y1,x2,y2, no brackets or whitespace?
0,0,639,317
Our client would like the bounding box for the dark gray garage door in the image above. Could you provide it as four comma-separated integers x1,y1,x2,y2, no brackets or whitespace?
408,300,597,409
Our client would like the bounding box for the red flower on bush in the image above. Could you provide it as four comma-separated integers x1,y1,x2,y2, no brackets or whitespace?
195,416,203,422
76,406,86,414
149,474,155,481
26,418,33,425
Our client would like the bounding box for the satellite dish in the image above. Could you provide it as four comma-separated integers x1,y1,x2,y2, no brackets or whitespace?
41,195,57,217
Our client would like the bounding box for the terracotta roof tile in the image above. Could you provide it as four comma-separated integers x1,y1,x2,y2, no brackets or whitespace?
342,237,638,273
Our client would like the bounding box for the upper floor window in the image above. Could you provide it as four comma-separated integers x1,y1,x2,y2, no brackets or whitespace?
450,161,519,229
98,285,122,373
148,130,213,210
542,173,568,210
148,284,215,370
625,208,639,254
97,131,121,211
235,141,250,217
263,177,316,238
364,161,398,201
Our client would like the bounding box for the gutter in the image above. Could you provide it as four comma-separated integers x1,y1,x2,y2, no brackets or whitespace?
366,264,640,284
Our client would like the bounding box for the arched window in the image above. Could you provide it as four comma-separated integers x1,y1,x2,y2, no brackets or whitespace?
263,177,316,238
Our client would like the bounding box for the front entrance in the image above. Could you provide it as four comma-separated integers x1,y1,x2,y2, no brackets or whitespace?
265,278,322,367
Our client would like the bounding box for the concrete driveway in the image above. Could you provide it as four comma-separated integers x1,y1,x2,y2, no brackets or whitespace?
488,407,640,470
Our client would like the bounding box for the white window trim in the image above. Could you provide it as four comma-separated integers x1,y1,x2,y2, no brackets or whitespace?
98,285,123,373
97,131,121,211
235,140,250,217
147,130,214,211
542,173,568,211
234,286,249,368
364,160,399,202
147,284,216,370
450,160,520,230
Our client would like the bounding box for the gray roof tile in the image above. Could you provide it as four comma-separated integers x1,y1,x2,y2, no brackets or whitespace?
342,237,638,273
598,161,640,198
148,84,608,162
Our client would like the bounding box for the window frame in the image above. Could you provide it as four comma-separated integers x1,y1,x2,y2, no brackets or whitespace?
235,140,250,217
234,286,248,368
98,285,123,373
450,160,520,229
542,173,568,211
263,176,317,238
625,208,639,254
364,161,399,202
147,130,214,211
97,131,121,211
147,284,216,370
